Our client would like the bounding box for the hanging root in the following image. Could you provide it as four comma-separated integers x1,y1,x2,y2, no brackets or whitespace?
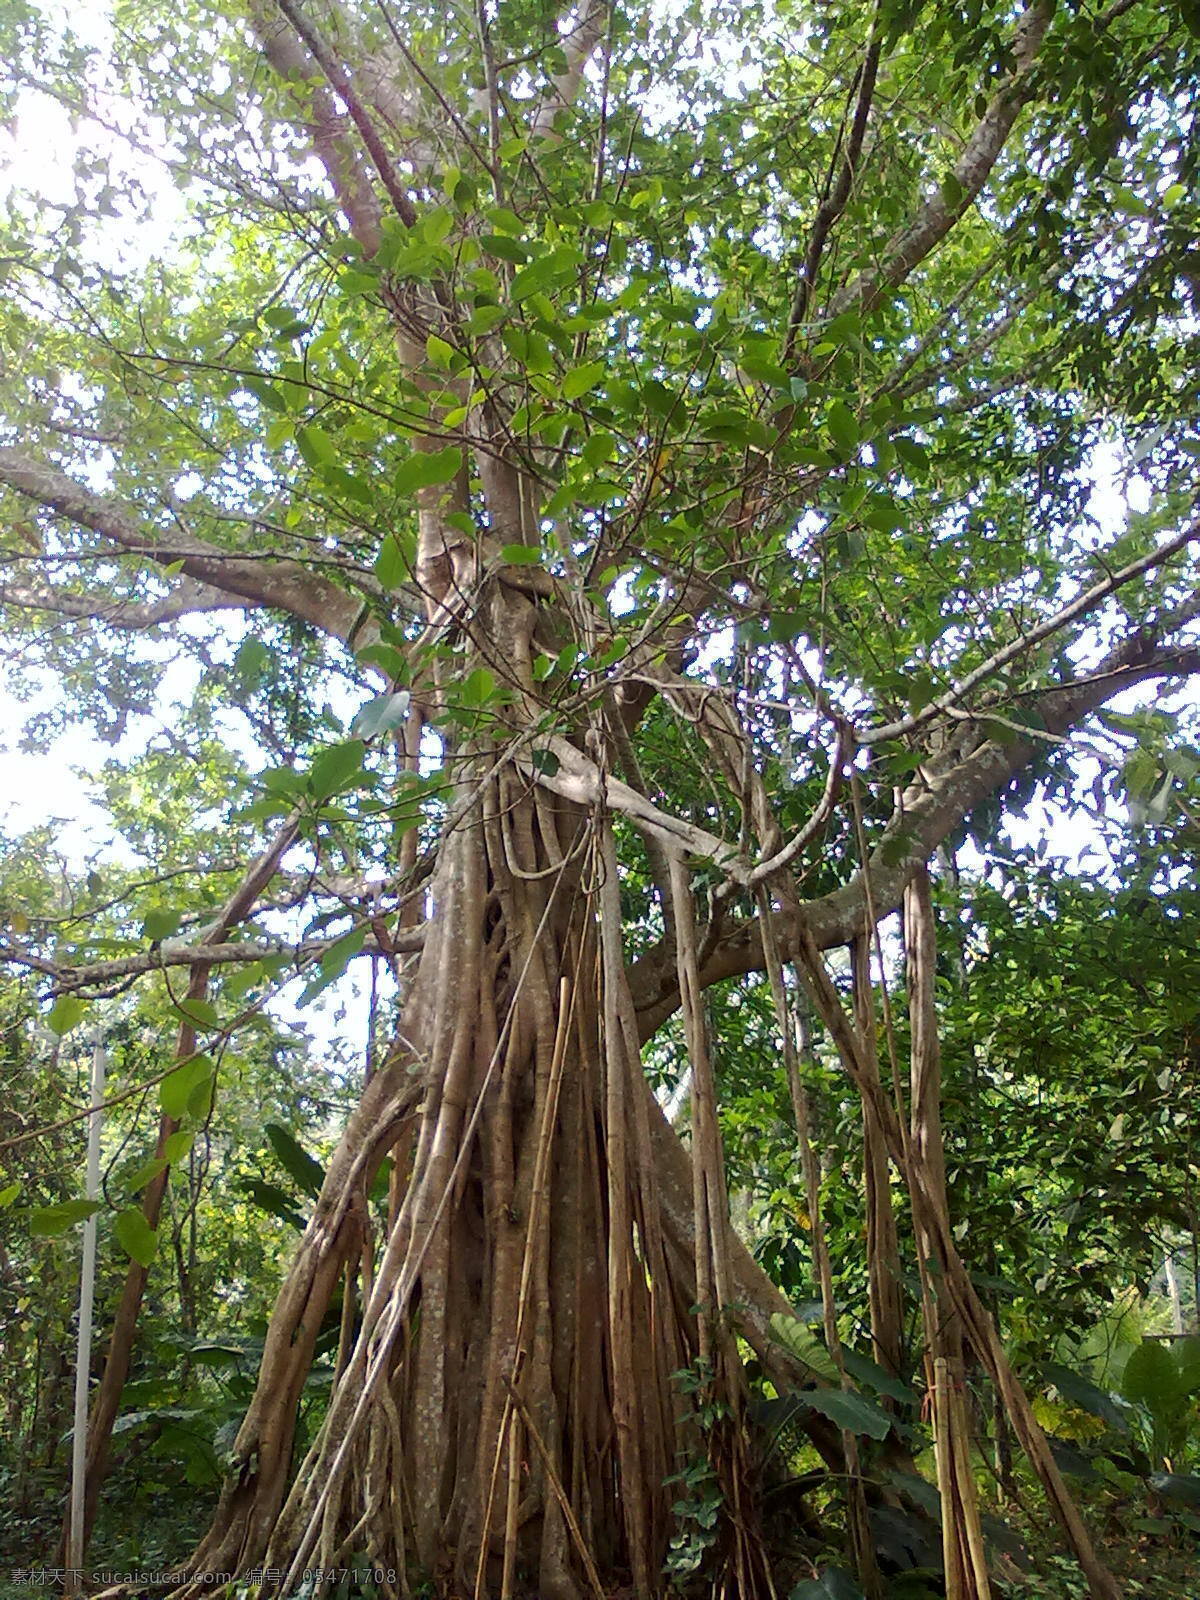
790,865,1122,1600
669,853,775,1600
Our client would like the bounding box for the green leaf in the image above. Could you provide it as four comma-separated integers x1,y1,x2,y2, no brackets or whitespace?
233,637,269,680
509,247,580,302
768,1312,839,1382
309,738,367,800
466,302,507,335
351,690,412,739
826,399,859,457
295,424,338,470
338,266,380,296
482,233,530,262
939,171,965,210
1121,1339,1178,1417
840,1348,915,1405
142,907,183,942
425,333,456,368
160,1055,215,1119
374,532,412,590
163,1129,195,1163
1146,771,1174,825
265,1123,325,1199
125,1156,169,1194
0,1181,21,1208
240,1178,305,1229
580,431,616,468
46,995,86,1035
298,927,367,1005
394,446,462,494
238,374,287,414
738,350,791,387
111,1405,202,1436
500,543,542,565
459,667,497,708
355,641,408,678
1149,1472,1200,1506
114,1207,158,1267
421,205,454,242
30,1198,103,1236
804,1387,893,1440
767,612,805,644
563,361,605,401
1043,1363,1129,1433
177,995,219,1030
894,435,928,473
189,1342,244,1368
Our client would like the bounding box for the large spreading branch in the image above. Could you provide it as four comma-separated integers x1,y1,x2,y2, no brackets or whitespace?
270,0,418,229
0,574,257,631
0,929,424,995
0,449,373,647
248,0,385,254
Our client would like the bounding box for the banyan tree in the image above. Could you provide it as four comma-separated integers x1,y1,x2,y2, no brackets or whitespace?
0,0,1197,1594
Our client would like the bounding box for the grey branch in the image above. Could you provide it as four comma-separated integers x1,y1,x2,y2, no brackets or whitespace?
271,0,418,229
0,449,376,648
0,574,258,631
630,599,1200,1036
250,0,385,255
859,513,1200,745
0,928,425,993
827,0,1053,321
530,2,608,140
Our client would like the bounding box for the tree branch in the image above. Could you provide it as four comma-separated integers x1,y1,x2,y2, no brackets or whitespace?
826,0,1053,322
249,0,385,255
0,449,375,647
530,1,608,141
0,574,258,631
0,930,424,994
271,0,418,229
784,12,880,358
629,603,1200,1035
860,512,1200,745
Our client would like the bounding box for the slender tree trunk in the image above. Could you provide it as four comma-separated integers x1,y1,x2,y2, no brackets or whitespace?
76,822,299,1554
852,935,904,1381
905,872,991,1600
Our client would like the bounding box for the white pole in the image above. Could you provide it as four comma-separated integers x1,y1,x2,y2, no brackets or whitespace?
67,1027,105,1597
1166,1249,1185,1338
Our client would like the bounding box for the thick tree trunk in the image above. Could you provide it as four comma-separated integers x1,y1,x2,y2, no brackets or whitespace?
180,739,776,1598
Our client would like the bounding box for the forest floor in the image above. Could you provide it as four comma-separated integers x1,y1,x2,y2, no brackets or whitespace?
2,1488,1198,1600
1002,1519,1199,1600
